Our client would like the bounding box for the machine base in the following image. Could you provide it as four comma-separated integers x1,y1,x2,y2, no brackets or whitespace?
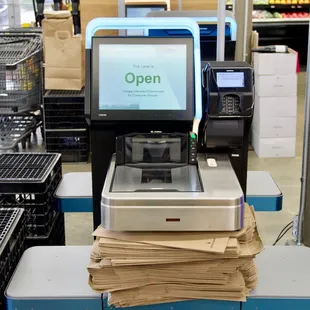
102,204,243,231
101,154,244,231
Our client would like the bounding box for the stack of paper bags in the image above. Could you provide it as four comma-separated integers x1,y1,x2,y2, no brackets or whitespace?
88,204,263,307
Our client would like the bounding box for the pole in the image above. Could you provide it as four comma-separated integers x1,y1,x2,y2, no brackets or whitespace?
118,0,126,35
232,0,236,15
217,0,226,61
297,20,310,246
178,0,182,11
243,0,249,61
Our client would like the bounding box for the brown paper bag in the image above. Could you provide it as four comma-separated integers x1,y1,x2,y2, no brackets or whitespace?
42,15,73,38
45,31,84,90
42,12,73,61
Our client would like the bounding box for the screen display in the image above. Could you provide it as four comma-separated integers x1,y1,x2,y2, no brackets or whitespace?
98,44,187,111
126,6,166,36
216,72,245,88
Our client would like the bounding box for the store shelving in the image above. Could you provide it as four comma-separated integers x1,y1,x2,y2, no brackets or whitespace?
226,2,310,66
227,4,310,10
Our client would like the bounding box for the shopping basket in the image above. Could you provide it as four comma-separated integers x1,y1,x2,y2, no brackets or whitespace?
0,32,42,115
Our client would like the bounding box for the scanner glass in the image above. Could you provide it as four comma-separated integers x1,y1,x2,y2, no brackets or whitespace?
125,134,187,164
111,165,202,192
112,133,202,193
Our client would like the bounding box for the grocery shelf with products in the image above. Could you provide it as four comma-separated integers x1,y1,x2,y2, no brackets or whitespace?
226,0,310,66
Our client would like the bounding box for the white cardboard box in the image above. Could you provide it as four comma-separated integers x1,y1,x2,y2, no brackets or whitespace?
254,95,297,118
254,49,297,76
255,74,297,97
252,115,296,138
252,130,296,158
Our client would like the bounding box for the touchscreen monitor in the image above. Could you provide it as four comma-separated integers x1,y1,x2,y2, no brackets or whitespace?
91,37,194,121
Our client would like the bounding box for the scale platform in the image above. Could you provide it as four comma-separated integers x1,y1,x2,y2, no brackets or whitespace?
101,153,244,232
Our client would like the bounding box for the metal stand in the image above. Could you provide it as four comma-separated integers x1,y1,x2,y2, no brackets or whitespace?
297,21,310,246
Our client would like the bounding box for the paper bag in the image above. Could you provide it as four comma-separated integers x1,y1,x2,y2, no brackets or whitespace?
42,15,73,38
45,31,84,90
42,11,73,61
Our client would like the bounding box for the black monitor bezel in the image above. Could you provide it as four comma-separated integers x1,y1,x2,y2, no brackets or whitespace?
125,4,168,17
91,36,195,121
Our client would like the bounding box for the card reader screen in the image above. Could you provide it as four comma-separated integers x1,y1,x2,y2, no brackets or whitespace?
99,44,187,111
216,72,245,88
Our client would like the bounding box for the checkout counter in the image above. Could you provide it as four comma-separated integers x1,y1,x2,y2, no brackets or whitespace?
4,16,293,310
6,245,310,310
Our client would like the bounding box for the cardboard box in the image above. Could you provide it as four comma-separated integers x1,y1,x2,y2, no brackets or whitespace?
254,48,297,76
255,74,297,97
252,115,296,138
254,95,297,118
252,130,296,158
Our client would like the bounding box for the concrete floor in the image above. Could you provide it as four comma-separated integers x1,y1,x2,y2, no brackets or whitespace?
1,73,306,247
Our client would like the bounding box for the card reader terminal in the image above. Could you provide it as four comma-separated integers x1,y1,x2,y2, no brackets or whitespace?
203,61,254,117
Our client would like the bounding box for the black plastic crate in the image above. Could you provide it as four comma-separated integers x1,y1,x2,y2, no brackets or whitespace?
43,90,85,129
45,129,89,163
44,89,84,103
43,90,86,130
0,153,62,193
26,212,65,247
45,148,89,163
0,167,62,226
44,115,87,130
0,208,26,310
25,202,55,226
26,210,56,237
44,103,84,116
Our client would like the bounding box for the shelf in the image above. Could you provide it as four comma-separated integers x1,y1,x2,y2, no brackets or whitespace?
254,17,309,21
253,17,310,24
226,4,310,10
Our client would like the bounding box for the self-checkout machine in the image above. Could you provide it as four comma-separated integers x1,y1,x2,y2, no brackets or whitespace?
53,2,282,217
5,9,310,310
3,13,249,310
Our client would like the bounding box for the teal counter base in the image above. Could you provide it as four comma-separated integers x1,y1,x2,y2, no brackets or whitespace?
243,299,310,310
246,195,283,212
104,298,239,310
6,299,102,310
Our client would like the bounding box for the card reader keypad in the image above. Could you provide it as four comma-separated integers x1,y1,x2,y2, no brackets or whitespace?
221,96,241,115
189,133,197,164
